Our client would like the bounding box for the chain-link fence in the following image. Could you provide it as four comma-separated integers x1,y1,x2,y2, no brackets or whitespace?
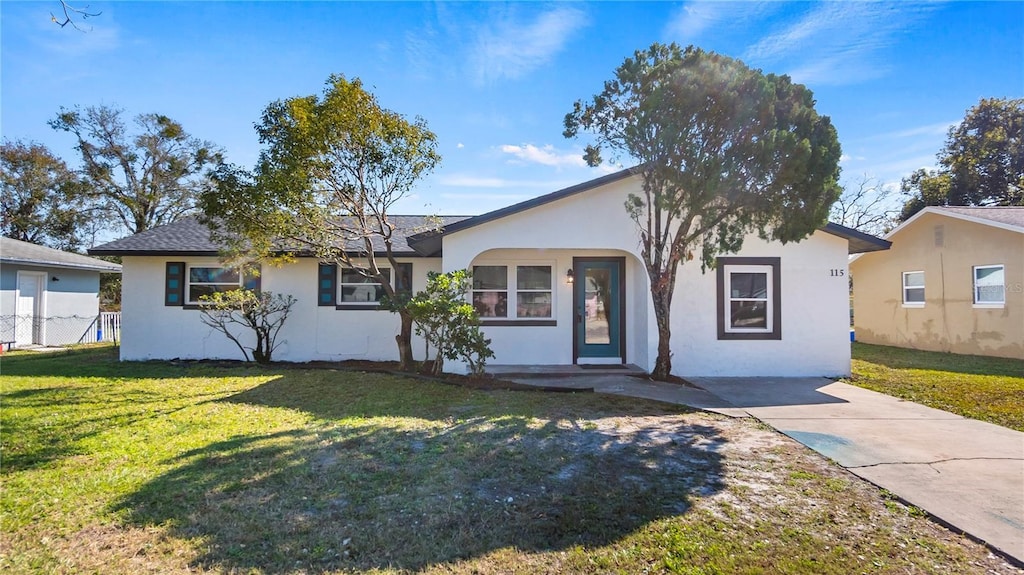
0,312,120,349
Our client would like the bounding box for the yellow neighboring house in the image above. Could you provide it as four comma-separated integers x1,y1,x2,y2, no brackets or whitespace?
850,206,1024,359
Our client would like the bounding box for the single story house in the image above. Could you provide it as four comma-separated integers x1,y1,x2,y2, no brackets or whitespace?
89,168,889,376
850,206,1023,359
1,237,122,348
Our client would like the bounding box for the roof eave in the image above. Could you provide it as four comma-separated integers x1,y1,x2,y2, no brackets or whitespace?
1,257,122,273
821,222,892,254
86,249,431,259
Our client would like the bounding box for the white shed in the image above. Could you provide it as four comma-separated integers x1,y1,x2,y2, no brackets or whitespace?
0,237,122,348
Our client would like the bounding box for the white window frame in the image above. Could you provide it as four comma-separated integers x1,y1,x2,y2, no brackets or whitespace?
337,266,392,307
902,271,925,307
472,262,555,321
724,264,773,334
186,265,243,304
973,264,1005,308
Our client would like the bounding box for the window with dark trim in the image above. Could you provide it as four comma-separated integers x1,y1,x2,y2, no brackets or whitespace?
165,263,259,308
334,263,412,310
187,266,243,304
472,264,554,321
717,257,781,340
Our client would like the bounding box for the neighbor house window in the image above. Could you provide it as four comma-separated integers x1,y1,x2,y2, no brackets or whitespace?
472,264,553,320
902,271,925,306
717,257,781,340
973,265,1005,306
187,266,243,304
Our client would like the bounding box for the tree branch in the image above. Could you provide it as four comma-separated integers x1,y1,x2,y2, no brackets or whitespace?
51,1,100,32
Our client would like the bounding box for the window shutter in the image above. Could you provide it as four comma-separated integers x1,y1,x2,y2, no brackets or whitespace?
318,263,337,306
165,262,185,306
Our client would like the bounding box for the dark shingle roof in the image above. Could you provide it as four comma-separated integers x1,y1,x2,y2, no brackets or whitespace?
1,237,122,272
87,216,472,257
937,206,1024,231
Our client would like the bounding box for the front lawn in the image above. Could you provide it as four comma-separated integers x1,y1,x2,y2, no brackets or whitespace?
850,342,1024,431
1,346,1016,574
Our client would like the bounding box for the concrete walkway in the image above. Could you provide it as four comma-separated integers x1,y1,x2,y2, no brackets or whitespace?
689,377,1024,564
494,366,746,417
504,371,1024,563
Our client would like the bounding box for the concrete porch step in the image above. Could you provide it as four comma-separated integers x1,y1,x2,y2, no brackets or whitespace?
486,364,648,378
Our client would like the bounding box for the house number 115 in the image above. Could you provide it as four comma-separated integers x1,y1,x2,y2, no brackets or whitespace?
830,269,845,277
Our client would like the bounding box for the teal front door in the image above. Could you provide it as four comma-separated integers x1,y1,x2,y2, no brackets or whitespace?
573,258,625,362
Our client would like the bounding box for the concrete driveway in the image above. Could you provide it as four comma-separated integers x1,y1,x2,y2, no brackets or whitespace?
689,377,1024,564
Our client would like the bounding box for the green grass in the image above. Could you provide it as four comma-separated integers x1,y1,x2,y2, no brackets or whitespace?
850,342,1024,431
1,345,1015,574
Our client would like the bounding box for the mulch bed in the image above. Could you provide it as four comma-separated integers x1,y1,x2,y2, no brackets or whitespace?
172,357,577,392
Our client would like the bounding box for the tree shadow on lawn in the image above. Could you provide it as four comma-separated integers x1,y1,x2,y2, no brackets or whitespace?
112,374,728,573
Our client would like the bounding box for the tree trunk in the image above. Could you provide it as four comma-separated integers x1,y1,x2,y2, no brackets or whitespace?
396,310,415,371
650,273,675,380
253,328,270,364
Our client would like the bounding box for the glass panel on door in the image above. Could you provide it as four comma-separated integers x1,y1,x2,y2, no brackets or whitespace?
584,268,611,344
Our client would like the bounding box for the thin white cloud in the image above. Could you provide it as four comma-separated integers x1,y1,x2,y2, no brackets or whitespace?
471,6,589,84
664,1,779,43
785,54,891,87
744,2,940,86
872,121,956,141
438,174,576,190
456,143,465,149
32,12,120,56
439,192,533,201
500,144,587,168
405,25,445,81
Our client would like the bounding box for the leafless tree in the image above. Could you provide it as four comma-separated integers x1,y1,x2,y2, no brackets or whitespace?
831,175,899,236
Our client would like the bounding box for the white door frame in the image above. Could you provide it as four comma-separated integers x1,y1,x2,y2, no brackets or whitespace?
15,271,46,346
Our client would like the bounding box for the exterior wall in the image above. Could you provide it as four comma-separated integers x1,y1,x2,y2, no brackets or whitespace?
119,256,439,362
0,263,100,346
459,247,648,367
671,230,853,377
443,175,853,377
851,212,1024,359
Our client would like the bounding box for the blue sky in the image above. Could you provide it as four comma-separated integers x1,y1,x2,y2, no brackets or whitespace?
3,1,1022,237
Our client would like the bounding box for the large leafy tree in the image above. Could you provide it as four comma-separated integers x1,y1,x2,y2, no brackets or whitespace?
50,105,222,235
199,74,441,370
1,139,89,250
564,43,842,379
901,97,1023,219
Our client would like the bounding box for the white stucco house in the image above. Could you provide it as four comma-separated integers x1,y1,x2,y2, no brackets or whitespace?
1,237,122,348
89,168,889,376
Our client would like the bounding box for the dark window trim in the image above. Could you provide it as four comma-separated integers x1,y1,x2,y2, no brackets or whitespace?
716,257,781,341
335,304,388,311
480,319,557,327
